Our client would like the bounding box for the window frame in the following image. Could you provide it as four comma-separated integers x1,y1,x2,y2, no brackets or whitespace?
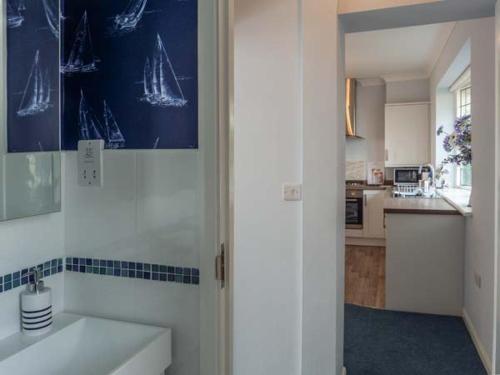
451,67,472,190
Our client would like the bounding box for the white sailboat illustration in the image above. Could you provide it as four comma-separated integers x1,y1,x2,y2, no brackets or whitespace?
152,137,160,149
79,92,126,149
42,0,59,38
103,101,125,149
141,34,187,108
79,91,103,140
7,0,24,28
111,0,148,33
17,50,51,117
61,11,99,74
17,0,26,11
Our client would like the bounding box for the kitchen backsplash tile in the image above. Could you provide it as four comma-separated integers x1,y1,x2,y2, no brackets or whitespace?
346,161,366,181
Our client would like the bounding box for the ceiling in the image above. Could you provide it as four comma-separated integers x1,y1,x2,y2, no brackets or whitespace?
345,22,456,81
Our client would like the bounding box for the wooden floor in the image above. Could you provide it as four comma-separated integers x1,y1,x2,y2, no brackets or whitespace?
345,245,385,309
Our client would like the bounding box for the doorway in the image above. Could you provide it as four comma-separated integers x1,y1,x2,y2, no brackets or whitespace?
341,11,495,375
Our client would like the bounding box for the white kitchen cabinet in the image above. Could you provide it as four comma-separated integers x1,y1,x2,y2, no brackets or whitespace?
363,190,385,238
385,102,430,167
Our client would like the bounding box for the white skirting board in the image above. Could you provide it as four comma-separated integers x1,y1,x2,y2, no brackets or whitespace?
462,309,492,374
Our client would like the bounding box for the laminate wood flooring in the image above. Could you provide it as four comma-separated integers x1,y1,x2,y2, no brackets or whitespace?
345,245,385,309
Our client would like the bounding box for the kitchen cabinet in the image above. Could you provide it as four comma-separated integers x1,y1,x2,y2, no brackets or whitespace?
385,212,464,316
363,190,385,238
385,102,430,167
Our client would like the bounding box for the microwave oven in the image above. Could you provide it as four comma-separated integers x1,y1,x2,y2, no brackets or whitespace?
393,167,420,185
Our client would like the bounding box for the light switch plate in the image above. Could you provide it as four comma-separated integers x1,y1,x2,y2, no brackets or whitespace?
283,183,302,201
78,140,104,187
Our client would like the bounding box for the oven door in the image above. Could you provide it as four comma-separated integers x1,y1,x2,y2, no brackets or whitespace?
346,197,363,229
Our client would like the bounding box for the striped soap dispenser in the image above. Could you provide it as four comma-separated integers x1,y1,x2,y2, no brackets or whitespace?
20,269,52,336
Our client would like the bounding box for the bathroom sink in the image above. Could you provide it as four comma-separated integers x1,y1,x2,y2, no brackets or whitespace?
0,313,171,375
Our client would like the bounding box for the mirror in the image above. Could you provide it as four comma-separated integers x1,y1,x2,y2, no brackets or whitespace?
1,0,61,221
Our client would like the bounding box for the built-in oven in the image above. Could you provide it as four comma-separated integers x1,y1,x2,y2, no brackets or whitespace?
346,189,363,229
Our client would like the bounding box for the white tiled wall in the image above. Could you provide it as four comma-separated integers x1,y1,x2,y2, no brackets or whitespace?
0,212,65,340
63,150,202,375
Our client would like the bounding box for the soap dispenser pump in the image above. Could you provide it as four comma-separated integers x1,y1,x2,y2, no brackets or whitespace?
20,269,52,336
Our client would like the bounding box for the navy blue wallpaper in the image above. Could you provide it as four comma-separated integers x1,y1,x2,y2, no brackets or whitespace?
61,0,198,150
7,0,60,152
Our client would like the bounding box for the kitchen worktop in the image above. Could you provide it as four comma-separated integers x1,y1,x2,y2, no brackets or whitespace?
383,197,460,215
346,185,392,191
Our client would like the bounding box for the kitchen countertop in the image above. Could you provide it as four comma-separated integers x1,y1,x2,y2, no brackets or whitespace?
384,197,460,215
346,185,391,191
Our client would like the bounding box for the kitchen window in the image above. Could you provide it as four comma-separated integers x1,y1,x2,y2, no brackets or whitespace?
451,67,472,188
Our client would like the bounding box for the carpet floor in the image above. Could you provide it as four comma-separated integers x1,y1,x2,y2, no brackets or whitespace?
344,304,487,375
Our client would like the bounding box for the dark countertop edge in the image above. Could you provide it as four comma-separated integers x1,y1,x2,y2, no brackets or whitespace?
384,208,461,216
346,185,391,191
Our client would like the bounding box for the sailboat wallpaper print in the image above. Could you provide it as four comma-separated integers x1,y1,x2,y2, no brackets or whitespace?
61,0,198,150
6,0,198,152
7,0,60,152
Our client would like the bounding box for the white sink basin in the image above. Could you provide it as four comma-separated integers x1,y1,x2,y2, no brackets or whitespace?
0,313,171,375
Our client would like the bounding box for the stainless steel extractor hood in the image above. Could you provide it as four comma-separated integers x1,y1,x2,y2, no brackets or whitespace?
345,78,363,139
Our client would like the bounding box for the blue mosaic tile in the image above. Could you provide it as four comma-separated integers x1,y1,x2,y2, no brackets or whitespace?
63,256,200,286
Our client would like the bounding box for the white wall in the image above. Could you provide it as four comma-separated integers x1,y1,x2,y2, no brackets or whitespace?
62,152,202,375
62,151,204,375
386,78,430,103
302,0,343,374
346,82,385,163
431,17,496,365
233,0,302,373
233,0,342,374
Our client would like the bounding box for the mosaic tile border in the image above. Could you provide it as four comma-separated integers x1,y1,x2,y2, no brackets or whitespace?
65,257,200,285
0,258,63,293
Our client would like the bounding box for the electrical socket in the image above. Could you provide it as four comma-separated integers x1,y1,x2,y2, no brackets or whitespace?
78,140,104,187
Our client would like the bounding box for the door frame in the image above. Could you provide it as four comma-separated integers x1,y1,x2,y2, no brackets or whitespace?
341,3,498,375
216,0,233,374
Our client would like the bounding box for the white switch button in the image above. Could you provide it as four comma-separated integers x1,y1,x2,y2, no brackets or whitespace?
283,183,302,201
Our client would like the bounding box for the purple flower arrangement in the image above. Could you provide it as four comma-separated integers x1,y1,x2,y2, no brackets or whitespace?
437,114,471,166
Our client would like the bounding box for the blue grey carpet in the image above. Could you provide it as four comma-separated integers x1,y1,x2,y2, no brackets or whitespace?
344,304,487,375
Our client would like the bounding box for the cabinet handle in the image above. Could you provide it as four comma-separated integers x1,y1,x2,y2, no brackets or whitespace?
364,194,367,207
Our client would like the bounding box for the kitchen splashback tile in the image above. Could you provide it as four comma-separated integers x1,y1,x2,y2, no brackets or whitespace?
346,161,366,181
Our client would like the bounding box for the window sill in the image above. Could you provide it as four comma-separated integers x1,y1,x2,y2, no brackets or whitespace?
437,188,472,217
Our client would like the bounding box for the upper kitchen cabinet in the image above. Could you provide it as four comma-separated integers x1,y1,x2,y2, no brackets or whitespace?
384,102,430,167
